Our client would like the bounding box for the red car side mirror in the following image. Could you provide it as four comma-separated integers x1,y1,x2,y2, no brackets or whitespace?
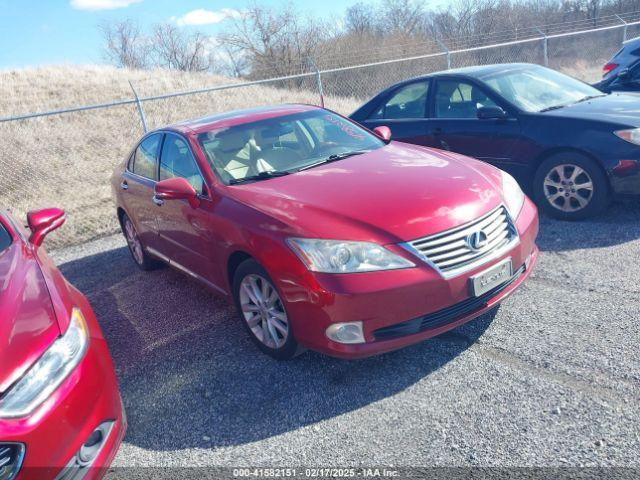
372,126,392,142
155,177,200,209
27,208,66,247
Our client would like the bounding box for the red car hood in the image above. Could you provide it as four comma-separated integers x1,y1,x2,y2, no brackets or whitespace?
226,143,504,243
0,241,61,394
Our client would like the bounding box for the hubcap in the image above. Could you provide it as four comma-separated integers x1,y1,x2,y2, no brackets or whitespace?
124,218,144,265
543,164,594,213
239,274,289,349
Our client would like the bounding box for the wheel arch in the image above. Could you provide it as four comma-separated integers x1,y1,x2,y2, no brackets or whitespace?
532,147,608,187
227,250,254,291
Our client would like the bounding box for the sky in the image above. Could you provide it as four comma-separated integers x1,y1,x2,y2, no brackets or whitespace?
0,0,360,69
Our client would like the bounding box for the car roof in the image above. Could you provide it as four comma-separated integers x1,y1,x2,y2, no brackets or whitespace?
161,104,323,136
394,62,540,85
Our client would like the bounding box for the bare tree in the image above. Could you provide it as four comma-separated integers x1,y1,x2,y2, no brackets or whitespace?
151,24,212,72
345,2,379,36
217,3,328,78
100,20,150,69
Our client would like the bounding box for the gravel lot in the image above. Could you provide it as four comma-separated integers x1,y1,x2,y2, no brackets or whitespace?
50,201,640,472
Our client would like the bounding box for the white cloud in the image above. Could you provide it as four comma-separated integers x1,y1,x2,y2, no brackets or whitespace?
70,0,143,10
173,8,241,26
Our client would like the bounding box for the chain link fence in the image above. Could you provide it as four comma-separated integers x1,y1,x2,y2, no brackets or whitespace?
1,15,639,249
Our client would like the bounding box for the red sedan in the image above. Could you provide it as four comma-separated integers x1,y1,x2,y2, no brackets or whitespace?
112,104,539,360
0,209,125,479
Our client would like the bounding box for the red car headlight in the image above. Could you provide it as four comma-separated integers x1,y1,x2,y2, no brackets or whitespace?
0,309,89,419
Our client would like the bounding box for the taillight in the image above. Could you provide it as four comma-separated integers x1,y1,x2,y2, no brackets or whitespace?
603,62,618,76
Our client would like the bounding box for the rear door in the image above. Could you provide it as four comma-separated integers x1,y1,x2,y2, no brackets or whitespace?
359,80,435,146
120,132,164,251
428,77,523,166
154,132,218,286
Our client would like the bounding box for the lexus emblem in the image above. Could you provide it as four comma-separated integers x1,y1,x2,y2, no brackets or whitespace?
467,230,488,251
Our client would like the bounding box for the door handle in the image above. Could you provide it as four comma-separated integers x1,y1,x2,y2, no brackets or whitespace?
120,181,128,190
152,195,164,206
432,127,443,135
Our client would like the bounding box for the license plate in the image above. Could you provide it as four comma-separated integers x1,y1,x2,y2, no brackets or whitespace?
470,258,512,297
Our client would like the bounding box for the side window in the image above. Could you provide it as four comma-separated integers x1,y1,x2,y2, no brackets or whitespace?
369,82,429,120
434,80,499,119
132,133,162,180
0,223,12,253
159,134,205,195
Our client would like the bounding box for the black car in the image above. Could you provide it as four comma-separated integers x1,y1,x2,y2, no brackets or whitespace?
595,36,640,94
350,63,640,220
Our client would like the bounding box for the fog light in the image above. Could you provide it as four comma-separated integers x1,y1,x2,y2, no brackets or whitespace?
77,422,112,466
326,322,365,344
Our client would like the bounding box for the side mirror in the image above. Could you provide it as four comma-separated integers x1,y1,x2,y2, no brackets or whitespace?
477,106,508,120
155,177,200,209
27,208,66,247
372,125,392,141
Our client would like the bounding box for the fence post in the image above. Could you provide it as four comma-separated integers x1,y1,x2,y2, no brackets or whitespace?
307,58,325,108
615,14,628,42
436,38,451,69
535,27,549,67
128,80,148,134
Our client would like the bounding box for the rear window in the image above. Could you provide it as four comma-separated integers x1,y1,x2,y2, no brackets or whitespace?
0,223,12,253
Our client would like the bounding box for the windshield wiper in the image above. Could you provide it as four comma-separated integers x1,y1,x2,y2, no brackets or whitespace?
540,94,607,112
574,94,606,104
539,104,567,112
299,150,370,171
228,170,290,185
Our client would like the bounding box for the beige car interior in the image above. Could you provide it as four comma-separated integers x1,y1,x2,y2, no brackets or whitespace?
211,126,305,180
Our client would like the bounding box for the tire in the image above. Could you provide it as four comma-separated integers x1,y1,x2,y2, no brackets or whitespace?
120,213,161,271
232,259,303,360
533,153,609,220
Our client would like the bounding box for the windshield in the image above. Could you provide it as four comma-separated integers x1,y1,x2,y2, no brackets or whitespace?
197,110,385,185
482,65,604,112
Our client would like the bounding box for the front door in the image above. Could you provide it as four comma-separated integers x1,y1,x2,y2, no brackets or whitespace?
429,78,522,167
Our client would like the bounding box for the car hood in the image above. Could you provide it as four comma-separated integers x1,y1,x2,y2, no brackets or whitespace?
541,93,640,126
0,242,61,395
225,143,504,243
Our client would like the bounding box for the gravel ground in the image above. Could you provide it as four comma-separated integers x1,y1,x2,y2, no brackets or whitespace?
50,201,640,473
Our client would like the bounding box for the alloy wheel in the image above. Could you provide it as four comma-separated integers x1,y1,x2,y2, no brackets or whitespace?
239,274,289,349
543,164,594,213
124,218,144,265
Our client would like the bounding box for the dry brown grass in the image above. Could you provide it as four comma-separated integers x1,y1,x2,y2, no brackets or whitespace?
0,65,361,248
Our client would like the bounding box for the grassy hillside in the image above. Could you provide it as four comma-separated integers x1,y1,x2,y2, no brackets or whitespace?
0,66,360,248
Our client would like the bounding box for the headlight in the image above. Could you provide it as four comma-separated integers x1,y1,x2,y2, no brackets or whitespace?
0,308,88,418
614,128,640,145
501,170,525,218
287,238,415,273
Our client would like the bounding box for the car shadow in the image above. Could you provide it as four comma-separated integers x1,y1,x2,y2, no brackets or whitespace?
58,246,496,451
536,199,640,252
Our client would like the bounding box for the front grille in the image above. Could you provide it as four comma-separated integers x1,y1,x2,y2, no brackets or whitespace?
404,205,518,277
373,264,525,340
0,444,25,480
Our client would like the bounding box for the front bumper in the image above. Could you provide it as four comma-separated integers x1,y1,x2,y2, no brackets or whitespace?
282,198,539,359
0,298,125,480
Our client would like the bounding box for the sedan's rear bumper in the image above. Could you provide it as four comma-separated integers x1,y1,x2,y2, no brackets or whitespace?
284,198,539,359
